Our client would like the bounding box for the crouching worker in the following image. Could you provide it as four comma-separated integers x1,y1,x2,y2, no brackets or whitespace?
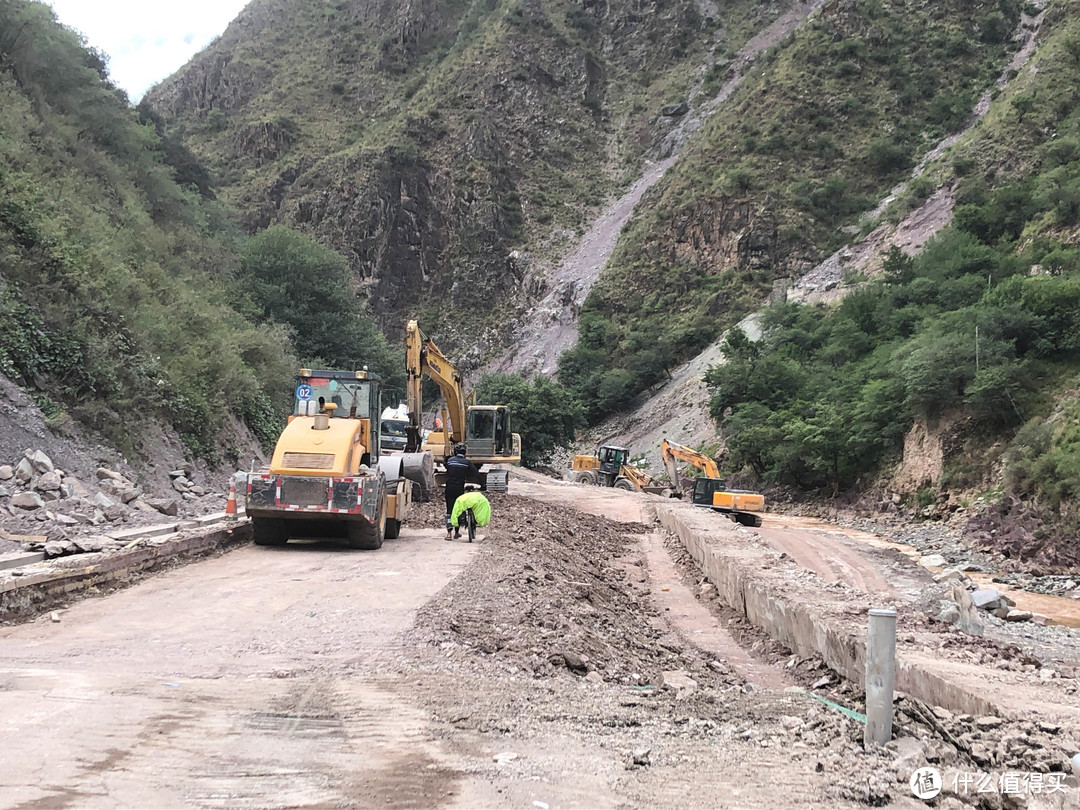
449,490,491,541
445,444,479,539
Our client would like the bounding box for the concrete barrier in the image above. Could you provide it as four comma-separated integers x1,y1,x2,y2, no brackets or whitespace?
655,501,1007,718
0,522,251,623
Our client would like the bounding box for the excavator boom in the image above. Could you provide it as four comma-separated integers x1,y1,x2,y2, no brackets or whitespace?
660,439,721,493
404,320,521,471
405,320,468,454
659,438,764,525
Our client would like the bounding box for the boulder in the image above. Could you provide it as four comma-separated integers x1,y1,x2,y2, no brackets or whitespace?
11,491,45,510
145,497,179,517
0,464,12,480
920,554,948,568
34,470,63,492
92,492,116,510
934,602,961,625
100,478,140,503
43,541,67,558
933,569,965,584
14,457,34,484
0,485,8,498
560,651,588,672
660,669,698,699
72,536,106,553
24,449,54,474
660,101,689,117
119,487,142,504
947,583,984,636
102,504,126,522
96,467,124,481
1005,609,1033,622
971,589,1001,611
172,477,192,493
46,527,70,543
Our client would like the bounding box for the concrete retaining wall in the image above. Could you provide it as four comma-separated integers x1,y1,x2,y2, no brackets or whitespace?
0,523,251,623
654,502,998,717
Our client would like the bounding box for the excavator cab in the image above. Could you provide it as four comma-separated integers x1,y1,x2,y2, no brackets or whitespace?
690,477,729,507
465,405,513,459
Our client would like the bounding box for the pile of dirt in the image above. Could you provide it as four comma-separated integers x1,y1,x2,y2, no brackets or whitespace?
412,493,738,689
402,491,1078,806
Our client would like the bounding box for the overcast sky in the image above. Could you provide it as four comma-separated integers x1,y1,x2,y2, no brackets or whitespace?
48,0,251,102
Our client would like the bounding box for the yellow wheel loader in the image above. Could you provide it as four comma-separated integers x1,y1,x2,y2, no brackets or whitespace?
569,445,672,495
660,438,765,527
245,369,432,549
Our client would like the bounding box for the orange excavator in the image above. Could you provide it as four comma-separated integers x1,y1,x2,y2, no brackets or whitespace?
660,439,765,527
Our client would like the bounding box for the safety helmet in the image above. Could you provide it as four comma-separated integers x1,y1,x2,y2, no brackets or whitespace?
454,443,467,456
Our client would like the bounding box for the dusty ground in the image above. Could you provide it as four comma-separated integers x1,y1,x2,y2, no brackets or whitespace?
3,475,1079,809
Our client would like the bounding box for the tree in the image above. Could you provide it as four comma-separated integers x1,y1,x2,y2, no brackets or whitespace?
475,373,583,466
237,226,402,391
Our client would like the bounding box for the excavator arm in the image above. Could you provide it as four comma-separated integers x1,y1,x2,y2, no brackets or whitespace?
405,320,468,452
618,463,655,492
660,439,722,495
660,439,722,479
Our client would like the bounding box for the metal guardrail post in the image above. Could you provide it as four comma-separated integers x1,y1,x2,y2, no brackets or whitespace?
865,607,897,747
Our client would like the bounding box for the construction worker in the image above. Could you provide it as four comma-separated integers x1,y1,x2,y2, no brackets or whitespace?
444,443,478,540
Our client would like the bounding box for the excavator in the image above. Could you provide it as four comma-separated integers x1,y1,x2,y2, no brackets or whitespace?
569,445,673,495
245,368,431,549
660,438,765,526
404,320,520,488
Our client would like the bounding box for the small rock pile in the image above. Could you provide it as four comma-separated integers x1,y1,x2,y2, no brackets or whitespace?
929,567,1052,632
0,448,215,558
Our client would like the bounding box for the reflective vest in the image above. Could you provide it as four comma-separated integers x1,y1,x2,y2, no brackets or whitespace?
450,491,491,527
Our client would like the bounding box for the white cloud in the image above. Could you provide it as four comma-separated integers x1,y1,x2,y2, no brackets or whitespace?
48,0,250,102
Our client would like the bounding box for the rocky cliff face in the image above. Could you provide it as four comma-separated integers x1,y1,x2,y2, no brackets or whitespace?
146,0,718,357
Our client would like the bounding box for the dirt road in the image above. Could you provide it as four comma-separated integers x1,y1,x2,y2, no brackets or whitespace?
0,493,912,809
2,482,1076,809
0,529,476,808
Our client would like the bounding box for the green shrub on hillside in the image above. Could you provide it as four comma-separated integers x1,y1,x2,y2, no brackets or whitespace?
705,210,1080,492
0,1,299,460
237,226,402,390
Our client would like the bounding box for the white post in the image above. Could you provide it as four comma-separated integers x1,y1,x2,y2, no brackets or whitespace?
864,607,897,747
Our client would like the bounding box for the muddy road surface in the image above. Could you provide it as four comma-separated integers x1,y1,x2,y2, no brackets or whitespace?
0,528,476,808
2,483,1076,809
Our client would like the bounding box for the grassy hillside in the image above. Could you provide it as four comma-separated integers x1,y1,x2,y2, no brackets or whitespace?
146,0,784,351
698,0,1080,565
560,0,1024,420
0,0,398,462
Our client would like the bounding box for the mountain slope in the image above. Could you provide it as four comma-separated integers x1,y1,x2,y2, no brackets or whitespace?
559,0,1027,420
145,0,790,356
